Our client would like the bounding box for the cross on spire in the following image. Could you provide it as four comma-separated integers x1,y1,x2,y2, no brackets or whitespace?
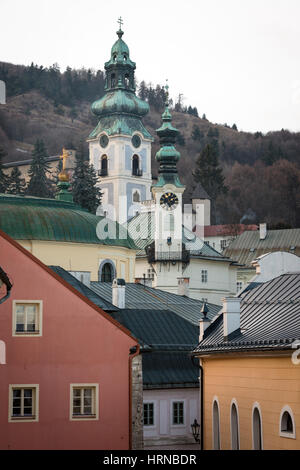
117,16,123,30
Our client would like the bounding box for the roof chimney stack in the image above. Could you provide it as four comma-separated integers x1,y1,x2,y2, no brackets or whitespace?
199,302,210,342
177,277,190,297
222,297,241,340
259,223,267,240
112,278,126,309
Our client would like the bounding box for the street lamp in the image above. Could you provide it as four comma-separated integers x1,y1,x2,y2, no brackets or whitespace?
191,418,200,443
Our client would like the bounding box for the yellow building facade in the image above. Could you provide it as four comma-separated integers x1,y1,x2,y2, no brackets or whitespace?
201,354,300,450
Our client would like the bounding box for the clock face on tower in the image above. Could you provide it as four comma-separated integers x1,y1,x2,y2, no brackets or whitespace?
131,134,141,148
100,134,109,148
160,192,179,211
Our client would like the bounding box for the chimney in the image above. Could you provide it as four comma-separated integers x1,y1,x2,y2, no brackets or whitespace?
259,223,267,240
112,278,126,309
199,302,210,342
222,297,241,340
177,277,190,296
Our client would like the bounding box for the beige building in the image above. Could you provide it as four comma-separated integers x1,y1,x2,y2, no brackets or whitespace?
193,272,300,450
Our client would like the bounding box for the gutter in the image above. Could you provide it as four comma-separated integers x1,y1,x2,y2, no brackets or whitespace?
0,267,12,304
128,343,141,450
191,355,204,450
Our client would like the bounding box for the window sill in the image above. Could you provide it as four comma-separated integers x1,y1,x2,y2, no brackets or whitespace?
71,414,97,420
280,431,296,439
10,415,37,422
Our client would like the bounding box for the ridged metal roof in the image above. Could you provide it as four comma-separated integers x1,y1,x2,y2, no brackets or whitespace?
194,273,300,354
49,267,119,312
127,211,231,261
223,229,300,267
90,281,221,326
0,194,137,249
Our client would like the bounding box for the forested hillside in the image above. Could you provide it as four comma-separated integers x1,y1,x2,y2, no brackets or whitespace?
0,61,299,227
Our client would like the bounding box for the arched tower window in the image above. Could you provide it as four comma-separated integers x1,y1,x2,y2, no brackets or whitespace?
125,74,130,88
164,213,174,232
132,190,141,203
111,73,116,88
280,406,296,438
132,155,140,176
98,260,116,283
212,399,220,450
252,405,263,450
100,155,108,176
231,401,239,450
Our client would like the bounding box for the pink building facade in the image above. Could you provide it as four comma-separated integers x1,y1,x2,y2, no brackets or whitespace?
0,230,138,450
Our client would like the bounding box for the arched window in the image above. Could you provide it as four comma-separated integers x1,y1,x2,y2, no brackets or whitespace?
98,260,116,283
125,74,130,88
132,190,140,203
100,155,108,176
212,399,220,450
132,155,140,176
252,405,263,450
111,73,116,88
231,401,239,450
280,406,296,439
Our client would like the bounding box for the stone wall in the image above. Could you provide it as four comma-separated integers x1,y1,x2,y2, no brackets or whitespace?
131,353,144,449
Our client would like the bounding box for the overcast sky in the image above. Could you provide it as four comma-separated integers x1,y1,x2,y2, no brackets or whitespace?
1,0,300,133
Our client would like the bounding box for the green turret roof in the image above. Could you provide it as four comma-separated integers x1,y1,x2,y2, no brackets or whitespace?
153,86,184,188
0,194,137,249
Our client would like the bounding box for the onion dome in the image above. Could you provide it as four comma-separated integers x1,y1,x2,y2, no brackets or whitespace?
154,84,184,188
91,24,149,120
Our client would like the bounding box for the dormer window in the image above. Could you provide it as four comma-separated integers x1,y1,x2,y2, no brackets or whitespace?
125,74,130,88
123,54,127,61
113,54,117,62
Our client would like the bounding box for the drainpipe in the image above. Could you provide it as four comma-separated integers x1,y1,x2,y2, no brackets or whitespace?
128,344,140,450
191,355,204,450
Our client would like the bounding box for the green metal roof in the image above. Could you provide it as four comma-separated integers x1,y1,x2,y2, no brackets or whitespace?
89,114,152,140
223,228,300,267
0,194,137,249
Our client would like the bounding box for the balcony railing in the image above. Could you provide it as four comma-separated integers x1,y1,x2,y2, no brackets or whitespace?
145,242,190,264
98,169,108,177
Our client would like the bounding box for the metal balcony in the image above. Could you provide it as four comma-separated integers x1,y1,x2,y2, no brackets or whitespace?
98,169,108,177
132,168,143,177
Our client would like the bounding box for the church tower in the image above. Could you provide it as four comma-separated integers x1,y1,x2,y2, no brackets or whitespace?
87,19,153,223
151,85,187,289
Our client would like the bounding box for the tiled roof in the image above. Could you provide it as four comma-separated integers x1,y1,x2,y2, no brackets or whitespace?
223,229,300,268
49,266,119,312
203,224,258,238
194,273,300,354
127,211,231,261
90,281,222,326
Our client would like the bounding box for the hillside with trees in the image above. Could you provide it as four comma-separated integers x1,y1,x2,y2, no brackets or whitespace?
0,61,299,227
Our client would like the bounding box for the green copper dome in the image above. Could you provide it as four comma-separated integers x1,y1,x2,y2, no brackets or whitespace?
90,26,151,139
0,194,137,249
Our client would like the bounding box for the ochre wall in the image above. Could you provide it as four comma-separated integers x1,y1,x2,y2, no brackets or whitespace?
17,239,136,282
202,356,300,450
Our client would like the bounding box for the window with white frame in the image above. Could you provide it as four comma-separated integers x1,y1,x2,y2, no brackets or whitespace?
9,385,39,422
70,385,98,420
201,270,208,283
172,401,184,425
143,402,154,426
236,282,243,293
220,239,227,250
280,406,296,439
147,268,155,280
13,301,42,336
